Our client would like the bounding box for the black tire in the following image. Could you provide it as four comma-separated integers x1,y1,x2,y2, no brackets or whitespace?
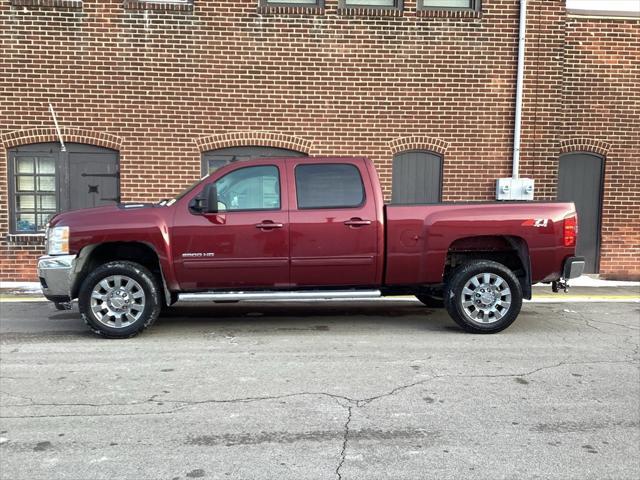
415,294,444,308
444,260,522,334
78,261,161,338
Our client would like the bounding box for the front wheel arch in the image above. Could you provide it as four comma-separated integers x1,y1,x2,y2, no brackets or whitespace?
71,242,172,306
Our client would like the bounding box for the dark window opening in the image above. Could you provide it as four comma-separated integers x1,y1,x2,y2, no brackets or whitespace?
418,0,480,11
340,0,402,9
259,0,323,8
201,146,306,176
392,151,443,204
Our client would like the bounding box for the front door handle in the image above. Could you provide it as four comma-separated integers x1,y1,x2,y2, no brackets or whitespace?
256,221,284,229
344,218,372,227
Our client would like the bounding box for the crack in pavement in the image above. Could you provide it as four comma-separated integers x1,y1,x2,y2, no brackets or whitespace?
0,390,35,404
576,311,639,359
2,359,636,418
549,309,639,358
335,405,352,480
2,358,637,479
586,319,640,331
355,358,636,406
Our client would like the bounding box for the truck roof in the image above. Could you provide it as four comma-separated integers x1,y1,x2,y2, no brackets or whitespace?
239,156,368,163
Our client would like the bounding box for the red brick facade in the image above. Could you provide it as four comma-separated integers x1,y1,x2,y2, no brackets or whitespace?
561,16,640,278
1,0,638,280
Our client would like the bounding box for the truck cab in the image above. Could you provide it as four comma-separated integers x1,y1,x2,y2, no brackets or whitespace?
172,157,383,290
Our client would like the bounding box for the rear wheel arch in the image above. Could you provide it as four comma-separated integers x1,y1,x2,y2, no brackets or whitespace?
444,235,531,300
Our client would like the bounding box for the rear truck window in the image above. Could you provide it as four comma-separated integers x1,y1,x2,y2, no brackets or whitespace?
295,163,365,209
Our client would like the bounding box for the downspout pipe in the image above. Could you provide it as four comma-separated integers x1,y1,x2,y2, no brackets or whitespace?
512,0,527,180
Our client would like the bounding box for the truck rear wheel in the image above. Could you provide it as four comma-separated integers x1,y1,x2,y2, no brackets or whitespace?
78,261,161,338
444,260,522,334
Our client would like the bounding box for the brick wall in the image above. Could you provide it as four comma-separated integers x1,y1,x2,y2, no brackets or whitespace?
0,0,638,281
560,15,640,280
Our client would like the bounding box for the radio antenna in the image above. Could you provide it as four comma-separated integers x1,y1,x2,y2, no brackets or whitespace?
48,102,66,152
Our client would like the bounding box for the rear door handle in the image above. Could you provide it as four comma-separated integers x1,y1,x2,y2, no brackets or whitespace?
256,221,284,229
344,218,372,227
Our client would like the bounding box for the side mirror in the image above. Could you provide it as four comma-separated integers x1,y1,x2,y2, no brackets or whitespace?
190,184,218,214
202,184,218,214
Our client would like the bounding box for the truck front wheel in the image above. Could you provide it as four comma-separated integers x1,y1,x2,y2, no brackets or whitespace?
444,260,522,334
78,261,161,338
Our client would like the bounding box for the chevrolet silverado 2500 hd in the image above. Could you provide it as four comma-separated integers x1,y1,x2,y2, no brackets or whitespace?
38,157,584,337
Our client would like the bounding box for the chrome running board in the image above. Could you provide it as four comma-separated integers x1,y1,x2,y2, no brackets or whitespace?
177,290,382,303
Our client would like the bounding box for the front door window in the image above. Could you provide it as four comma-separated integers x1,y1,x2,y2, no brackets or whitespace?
215,165,281,211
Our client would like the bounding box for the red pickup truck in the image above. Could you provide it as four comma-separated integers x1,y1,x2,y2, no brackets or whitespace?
38,157,584,338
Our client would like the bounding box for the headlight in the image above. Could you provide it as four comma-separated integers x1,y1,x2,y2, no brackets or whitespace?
47,226,70,255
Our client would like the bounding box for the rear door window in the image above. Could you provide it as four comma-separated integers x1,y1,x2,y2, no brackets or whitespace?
295,164,365,209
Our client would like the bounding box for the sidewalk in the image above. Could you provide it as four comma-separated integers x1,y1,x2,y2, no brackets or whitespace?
1,277,638,303
531,275,639,302
0,281,44,301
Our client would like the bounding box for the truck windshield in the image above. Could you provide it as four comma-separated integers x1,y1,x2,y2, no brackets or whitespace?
172,175,209,202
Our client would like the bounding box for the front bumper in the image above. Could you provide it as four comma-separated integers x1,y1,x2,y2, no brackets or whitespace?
37,254,77,302
563,256,585,280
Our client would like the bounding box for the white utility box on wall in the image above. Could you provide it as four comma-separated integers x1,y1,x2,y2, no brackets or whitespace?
496,178,535,201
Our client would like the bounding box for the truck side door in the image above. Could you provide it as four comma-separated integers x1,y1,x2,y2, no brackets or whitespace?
287,159,379,287
171,162,290,290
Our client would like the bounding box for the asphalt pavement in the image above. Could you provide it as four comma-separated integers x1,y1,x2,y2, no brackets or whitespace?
0,296,639,480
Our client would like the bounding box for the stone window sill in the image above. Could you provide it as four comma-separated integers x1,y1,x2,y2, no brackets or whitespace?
416,9,482,19
123,0,194,12
337,7,403,17
6,234,45,246
10,0,82,8
257,6,325,15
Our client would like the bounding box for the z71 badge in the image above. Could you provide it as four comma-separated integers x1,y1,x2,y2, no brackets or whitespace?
522,219,549,228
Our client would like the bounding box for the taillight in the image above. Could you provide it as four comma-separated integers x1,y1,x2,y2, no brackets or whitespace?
563,215,577,247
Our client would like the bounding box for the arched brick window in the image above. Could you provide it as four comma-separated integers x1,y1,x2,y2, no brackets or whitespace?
201,146,307,176
391,150,443,204
8,142,119,233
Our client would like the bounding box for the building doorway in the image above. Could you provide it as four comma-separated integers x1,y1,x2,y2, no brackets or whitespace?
557,152,605,273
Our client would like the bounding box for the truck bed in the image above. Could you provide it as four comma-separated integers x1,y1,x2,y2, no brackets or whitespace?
384,202,577,286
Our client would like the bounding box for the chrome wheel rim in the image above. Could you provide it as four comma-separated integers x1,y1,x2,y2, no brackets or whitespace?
90,275,146,328
460,272,511,325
